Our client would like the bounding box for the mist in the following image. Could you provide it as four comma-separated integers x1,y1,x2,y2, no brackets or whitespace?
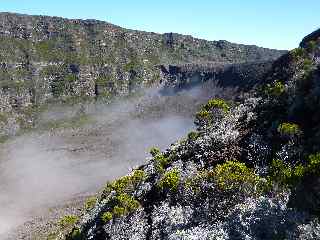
0,82,227,237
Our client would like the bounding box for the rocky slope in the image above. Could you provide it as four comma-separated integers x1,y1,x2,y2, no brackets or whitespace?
57,29,320,239
0,12,286,139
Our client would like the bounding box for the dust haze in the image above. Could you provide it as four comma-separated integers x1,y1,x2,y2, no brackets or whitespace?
0,82,230,236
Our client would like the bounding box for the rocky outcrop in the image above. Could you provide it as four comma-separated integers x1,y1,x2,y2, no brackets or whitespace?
158,61,274,91
0,12,286,138
300,28,320,48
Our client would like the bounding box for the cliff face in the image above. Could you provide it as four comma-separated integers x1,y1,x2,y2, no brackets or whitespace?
158,61,274,92
0,12,286,138
59,30,320,240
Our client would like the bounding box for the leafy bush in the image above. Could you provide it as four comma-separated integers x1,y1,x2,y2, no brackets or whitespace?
149,147,175,173
101,211,113,223
195,110,211,126
265,80,285,97
291,48,305,59
58,215,79,228
130,170,146,185
112,206,126,218
187,131,200,141
149,147,161,157
154,153,171,173
124,55,141,72
184,171,208,193
306,153,320,175
195,98,230,127
65,73,77,83
67,228,81,240
158,169,180,192
84,196,96,211
185,161,267,195
268,154,320,189
100,171,143,221
268,159,304,188
103,169,146,196
277,122,301,137
203,98,230,113
302,59,313,72
112,193,140,218
213,161,266,194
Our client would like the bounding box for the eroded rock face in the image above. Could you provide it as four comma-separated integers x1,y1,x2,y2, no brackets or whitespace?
0,12,286,138
158,61,274,91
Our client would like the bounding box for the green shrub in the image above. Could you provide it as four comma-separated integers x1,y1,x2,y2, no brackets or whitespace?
269,159,295,187
95,76,113,86
158,169,180,192
277,122,301,137
36,40,56,60
185,161,267,195
213,161,265,194
187,131,200,141
307,40,317,52
104,169,146,196
149,147,161,157
302,59,313,72
195,98,230,126
203,98,230,113
195,110,210,125
101,211,113,223
154,153,170,173
131,170,146,184
111,193,140,218
58,215,78,228
306,153,320,175
291,48,305,59
84,196,96,211
184,171,208,193
112,206,126,218
268,154,320,189
67,228,81,240
269,159,306,188
265,80,285,97
117,193,140,211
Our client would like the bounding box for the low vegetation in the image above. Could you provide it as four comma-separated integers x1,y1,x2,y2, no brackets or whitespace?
277,122,301,137
195,98,230,126
158,168,181,193
265,80,286,97
84,196,97,211
58,215,79,228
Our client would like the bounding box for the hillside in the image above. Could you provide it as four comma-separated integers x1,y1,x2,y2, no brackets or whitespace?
0,12,285,139
57,30,320,239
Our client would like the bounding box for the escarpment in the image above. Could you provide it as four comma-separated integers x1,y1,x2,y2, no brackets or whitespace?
0,12,286,139
158,60,274,91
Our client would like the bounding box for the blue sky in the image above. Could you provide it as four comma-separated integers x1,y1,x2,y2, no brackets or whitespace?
1,0,318,50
